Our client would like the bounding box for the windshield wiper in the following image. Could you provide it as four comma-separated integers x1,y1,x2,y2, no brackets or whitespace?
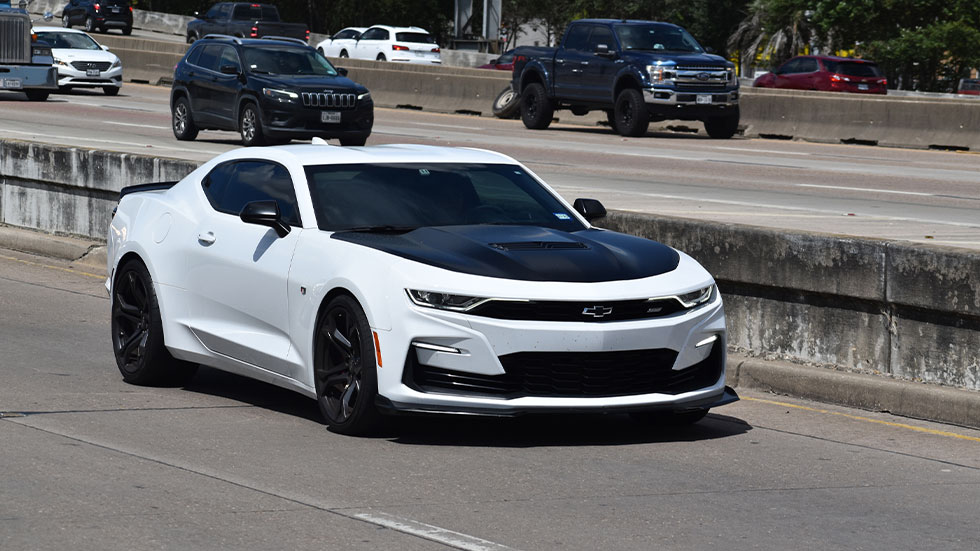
339,225,419,233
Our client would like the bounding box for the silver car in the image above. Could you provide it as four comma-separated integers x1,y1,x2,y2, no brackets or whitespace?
34,26,122,95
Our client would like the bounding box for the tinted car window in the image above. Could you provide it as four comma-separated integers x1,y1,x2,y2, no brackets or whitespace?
203,161,301,226
563,25,590,52
36,31,101,50
218,45,240,70
588,26,615,51
823,59,882,77
614,24,703,53
395,32,435,44
205,4,223,18
334,29,358,39
305,163,585,232
359,28,388,40
243,44,338,76
185,43,204,66
195,44,223,71
798,58,819,72
778,58,802,74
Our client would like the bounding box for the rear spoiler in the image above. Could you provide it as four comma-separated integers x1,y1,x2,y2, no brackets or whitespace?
118,181,178,199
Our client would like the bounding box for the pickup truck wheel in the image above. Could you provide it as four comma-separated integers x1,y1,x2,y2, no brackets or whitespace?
187,32,198,44
704,108,740,139
492,85,520,119
520,82,553,130
613,88,649,137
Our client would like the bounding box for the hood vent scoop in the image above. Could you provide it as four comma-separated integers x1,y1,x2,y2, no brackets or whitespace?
489,241,589,251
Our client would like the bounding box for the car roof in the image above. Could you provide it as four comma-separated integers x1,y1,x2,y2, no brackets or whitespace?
33,26,88,33
794,54,877,63
218,144,517,167
197,35,312,48
364,25,430,34
572,19,676,26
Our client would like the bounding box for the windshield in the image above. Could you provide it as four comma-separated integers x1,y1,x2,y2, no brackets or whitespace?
822,60,882,77
36,31,101,50
243,45,337,76
615,24,704,53
305,163,586,232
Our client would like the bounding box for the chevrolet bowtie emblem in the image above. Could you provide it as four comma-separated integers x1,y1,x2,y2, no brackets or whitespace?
582,306,613,318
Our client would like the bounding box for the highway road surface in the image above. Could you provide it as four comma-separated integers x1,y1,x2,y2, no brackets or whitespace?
1,248,980,550
0,84,978,249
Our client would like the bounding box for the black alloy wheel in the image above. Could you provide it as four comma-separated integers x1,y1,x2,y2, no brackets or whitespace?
103,86,119,96
111,260,197,386
313,295,381,435
613,88,649,137
239,103,266,146
172,97,198,140
339,135,368,146
520,82,553,130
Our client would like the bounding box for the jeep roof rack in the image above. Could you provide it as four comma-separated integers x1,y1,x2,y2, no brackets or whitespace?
260,35,309,46
201,34,241,44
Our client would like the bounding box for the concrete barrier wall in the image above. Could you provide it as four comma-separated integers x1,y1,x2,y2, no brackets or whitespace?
2,139,977,393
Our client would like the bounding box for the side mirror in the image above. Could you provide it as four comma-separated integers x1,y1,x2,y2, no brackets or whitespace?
573,198,606,222
489,58,498,64
101,44,109,51
705,46,717,54
595,44,615,58
219,64,240,75
240,201,290,238
335,67,348,76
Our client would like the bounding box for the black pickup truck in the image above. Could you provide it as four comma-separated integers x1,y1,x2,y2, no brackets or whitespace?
511,19,740,138
186,2,308,44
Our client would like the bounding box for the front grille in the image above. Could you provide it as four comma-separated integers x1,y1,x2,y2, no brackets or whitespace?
405,343,724,398
71,61,112,71
467,298,687,322
302,92,357,109
676,65,729,71
0,13,31,64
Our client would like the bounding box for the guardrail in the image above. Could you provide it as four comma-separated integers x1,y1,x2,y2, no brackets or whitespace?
2,138,977,396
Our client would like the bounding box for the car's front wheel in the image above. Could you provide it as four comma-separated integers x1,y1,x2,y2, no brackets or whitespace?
520,82,553,130
121,26,132,36
172,97,198,140
187,31,198,44
313,295,382,435
239,103,266,146
24,90,49,101
111,259,197,386
613,88,649,137
103,86,119,96
704,107,740,139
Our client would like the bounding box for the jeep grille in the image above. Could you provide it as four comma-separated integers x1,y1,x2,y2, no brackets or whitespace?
301,92,357,109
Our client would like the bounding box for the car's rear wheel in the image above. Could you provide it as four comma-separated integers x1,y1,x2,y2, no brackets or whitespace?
613,88,649,137
704,107,740,139
239,103,266,146
339,49,349,58
313,295,382,435
520,82,553,130
111,259,197,386
122,26,132,36
103,86,119,96
187,31,198,44
630,409,709,426
62,14,70,28
84,16,95,32
492,84,520,119
172,97,198,140
376,53,386,61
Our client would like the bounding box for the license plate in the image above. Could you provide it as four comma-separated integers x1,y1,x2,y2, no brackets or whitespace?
696,94,712,104
86,68,100,76
858,84,869,90
321,111,341,123
1,78,22,89
112,6,120,12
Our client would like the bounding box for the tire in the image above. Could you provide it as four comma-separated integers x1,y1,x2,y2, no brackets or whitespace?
103,86,119,96
339,136,368,146
613,88,649,137
339,49,349,58
239,103,266,146
187,31,198,44
704,107,740,139
171,96,198,141
317,47,324,56
630,409,709,426
313,295,382,435
111,260,198,386
122,26,132,36
84,16,95,33
24,90,49,101
376,53,386,61
492,85,520,119
62,14,70,28
520,82,553,130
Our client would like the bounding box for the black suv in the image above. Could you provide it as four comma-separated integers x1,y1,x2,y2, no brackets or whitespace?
170,36,373,146
62,0,133,35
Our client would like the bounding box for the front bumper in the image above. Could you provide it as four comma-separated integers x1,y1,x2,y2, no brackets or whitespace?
56,64,122,88
644,87,739,106
261,99,374,139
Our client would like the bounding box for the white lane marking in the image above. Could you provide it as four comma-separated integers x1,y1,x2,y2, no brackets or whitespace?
353,511,518,551
2,129,224,155
105,121,170,130
67,100,161,113
714,146,812,156
413,121,485,130
796,183,937,197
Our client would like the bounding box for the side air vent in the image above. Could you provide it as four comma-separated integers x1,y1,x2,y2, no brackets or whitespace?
489,241,589,251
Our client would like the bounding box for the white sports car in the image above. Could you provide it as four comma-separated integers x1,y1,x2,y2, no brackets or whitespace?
107,143,736,434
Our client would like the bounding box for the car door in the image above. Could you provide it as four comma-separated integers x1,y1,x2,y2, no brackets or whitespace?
353,27,386,60
554,24,591,100
186,43,222,124
184,159,304,378
329,28,359,57
583,25,617,102
209,44,242,124
772,58,803,89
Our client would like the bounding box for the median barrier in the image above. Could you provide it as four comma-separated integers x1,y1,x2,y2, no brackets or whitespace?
2,138,977,403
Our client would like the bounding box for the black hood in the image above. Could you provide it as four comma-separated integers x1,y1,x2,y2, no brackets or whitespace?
621,52,733,68
251,73,366,93
332,225,679,282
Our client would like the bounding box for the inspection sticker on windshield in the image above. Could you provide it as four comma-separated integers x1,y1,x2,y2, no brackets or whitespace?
554,213,571,220
321,111,341,123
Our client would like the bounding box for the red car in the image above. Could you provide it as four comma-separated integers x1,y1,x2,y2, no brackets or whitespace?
957,78,980,96
477,49,515,71
754,55,887,94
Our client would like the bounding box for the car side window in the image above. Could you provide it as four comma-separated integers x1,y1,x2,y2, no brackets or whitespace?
202,161,302,227
218,45,240,71
195,44,223,72
588,26,615,52
360,28,384,40
205,4,222,19
185,43,204,66
563,25,590,52
778,58,801,74
217,3,232,19
798,58,819,72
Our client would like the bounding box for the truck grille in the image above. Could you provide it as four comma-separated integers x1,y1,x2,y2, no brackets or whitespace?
673,67,731,88
0,13,31,65
301,92,357,109
71,61,112,71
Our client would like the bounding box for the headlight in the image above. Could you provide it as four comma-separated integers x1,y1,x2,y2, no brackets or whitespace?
111,58,121,69
357,91,371,101
647,64,675,83
727,69,737,84
676,285,715,308
407,289,488,311
262,88,298,102
53,57,70,67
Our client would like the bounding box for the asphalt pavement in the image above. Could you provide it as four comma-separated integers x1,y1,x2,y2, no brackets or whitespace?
1,248,979,550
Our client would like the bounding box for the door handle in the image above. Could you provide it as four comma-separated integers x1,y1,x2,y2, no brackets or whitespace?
198,231,216,245
556,58,566,63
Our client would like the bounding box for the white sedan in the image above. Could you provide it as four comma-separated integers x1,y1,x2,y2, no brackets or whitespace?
34,26,122,95
346,25,441,63
315,26,367,58
107,143,736,434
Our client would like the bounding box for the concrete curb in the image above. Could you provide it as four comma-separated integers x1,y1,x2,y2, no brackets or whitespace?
0,224,106,275
727,354,980,429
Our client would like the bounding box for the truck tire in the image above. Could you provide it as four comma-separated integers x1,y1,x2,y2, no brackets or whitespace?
704,107,740,139
613,88,649,137
25,90,49,101
492,85,520,119
520,82,553,130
